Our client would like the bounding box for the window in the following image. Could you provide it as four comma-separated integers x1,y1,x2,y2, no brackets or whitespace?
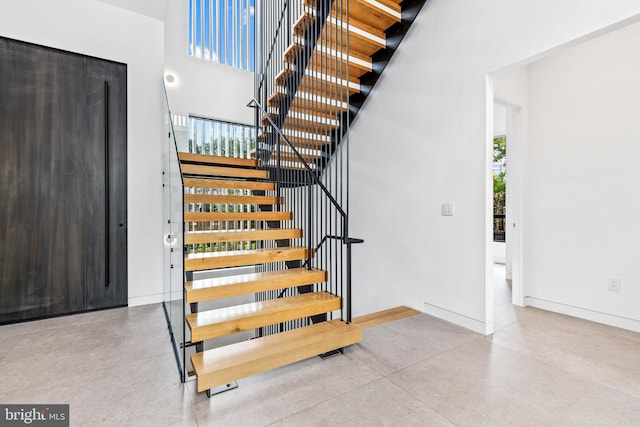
189,116,256,159
186,117,257,254
188,0,255,72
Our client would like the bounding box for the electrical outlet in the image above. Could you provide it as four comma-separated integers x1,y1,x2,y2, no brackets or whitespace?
441,202,454,216
608,277,621,292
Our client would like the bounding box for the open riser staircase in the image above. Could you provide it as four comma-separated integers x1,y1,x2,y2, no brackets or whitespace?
178,152,360,394
163,0,428,397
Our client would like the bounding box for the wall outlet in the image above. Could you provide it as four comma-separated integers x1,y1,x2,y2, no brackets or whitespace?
607,277,621,292
441,202,454,216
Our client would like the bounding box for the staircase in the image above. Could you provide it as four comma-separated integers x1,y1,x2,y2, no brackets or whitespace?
162,0,428,398
180,152,361,395
256,0,426,173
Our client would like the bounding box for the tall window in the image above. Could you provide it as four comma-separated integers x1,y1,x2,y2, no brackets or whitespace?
189,116,256,159
189,0,255,72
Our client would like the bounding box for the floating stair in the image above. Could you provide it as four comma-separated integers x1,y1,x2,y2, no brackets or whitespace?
263,0,406,173
191,319,361,392
187,291,341,342
185,267,327,303
174,0,423,396
180,153,361,395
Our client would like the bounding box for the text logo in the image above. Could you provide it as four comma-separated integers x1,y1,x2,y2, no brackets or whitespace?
0,405,68,427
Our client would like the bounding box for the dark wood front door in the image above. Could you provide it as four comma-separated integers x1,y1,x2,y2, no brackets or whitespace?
0,38,127,323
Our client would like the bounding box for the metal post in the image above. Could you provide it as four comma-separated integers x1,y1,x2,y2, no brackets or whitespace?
307,173,312,269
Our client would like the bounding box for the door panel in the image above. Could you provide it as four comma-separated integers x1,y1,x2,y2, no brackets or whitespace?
0,38,127,323
84,59,128,310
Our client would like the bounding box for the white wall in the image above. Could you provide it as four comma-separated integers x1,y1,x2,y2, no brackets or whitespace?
0,0,166,306
522,22,640,329
348,0,640,334
163,0,254,125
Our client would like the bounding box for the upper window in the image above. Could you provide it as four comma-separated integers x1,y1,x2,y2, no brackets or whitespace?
189,0,255,72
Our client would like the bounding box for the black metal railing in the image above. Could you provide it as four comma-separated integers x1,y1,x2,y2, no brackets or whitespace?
251,0,359,334
250,98,361,328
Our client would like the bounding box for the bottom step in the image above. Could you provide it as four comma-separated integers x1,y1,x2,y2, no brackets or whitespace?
191,319,362,392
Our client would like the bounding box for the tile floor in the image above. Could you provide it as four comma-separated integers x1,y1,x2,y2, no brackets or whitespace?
1,266,639,426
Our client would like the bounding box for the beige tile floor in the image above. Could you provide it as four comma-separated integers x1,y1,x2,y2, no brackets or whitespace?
1,266,639,426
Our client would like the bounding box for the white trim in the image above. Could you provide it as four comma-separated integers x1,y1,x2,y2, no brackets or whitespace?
423,302,491,335
293,37,372,68
525,297,640,333
326,16,386,47
364,0,402,20
128,293,164,307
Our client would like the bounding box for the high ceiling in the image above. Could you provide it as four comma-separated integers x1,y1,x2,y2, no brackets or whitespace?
96,0,169,21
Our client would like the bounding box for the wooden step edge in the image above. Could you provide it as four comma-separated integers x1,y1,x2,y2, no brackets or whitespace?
304,5,386,41
183,194,284,205
303,0,400,29
295,10,387,47
351,306,421,330
186,291,340,342
184,228,302,245
258,130,333,148
185,268,327,303
184,246,311,272
179,152,259,168
191,320,362,392
184,211,293,223
291,37,373,66
370,0,402,15
251,149,322,163
183,178,275,191
181,164,268,179
283,39,373,70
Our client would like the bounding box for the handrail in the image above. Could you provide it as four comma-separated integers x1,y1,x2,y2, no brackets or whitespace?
248,97,347,221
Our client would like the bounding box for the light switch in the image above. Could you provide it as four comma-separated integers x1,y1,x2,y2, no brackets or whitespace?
441,202,454,216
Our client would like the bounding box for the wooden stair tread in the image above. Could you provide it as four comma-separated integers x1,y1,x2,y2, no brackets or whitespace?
191,319,362,392
252,149,322,163
187,291,340,342
259,130,331,150
179,152,257,168
352,306,421,330
304,5,387,40
268,90,349,116
182,164,267,179
183,178,274,191
294,15,385,59
185,246,310,271
281,115,339,135
262,107,341,130
184,194,283,205
185,267,327,303
284,38,372,68
275,68,360,96
303,0,401,33
184,211,292,223
263,161,316,172
184,228,302,244
374,0,403,12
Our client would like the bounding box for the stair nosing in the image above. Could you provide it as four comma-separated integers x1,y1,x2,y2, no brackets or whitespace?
186,291,341,341
185,267,327,303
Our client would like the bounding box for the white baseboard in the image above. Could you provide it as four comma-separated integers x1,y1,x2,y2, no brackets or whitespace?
128,293,164,307
423,302,491,335
525,297,640,333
